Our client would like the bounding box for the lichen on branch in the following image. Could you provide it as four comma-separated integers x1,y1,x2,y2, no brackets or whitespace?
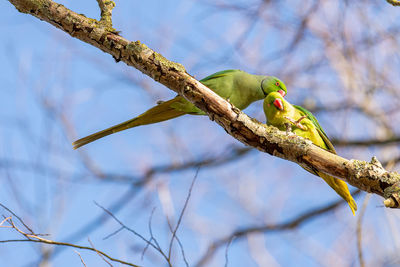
96,0,115,27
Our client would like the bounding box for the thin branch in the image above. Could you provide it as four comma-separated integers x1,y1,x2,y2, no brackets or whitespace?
94,201,170,263
74,250,88,267
88,237,113,267
175,235,189,267
0,203,34,233
167,167,199,263
0,217,140,267
0,216,12,227
0,238,139,267
96,0,115,27
224,236,235,267
102,226,124,241
142,208,158,260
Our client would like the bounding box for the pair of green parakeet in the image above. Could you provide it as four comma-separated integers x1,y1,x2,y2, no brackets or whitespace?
73,69,357,214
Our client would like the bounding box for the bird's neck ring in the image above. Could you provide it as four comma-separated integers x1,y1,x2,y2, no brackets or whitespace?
260,78,268,97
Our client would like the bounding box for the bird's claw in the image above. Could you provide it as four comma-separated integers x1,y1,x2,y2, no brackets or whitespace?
295,116,307,124
284,116,307,130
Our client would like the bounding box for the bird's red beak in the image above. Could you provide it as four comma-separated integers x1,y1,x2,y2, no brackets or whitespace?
273,99,284,110
278,90,286,97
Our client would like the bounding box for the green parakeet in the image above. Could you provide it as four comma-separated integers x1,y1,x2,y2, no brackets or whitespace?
73,69,287,149
263,92,357,215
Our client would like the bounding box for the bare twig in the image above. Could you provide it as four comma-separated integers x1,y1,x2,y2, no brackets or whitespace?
0,216,12,228
96,0,115,27
166,168,199,266
94,201,170,263
88,237,112,267
0,216,140,267
175,235,189,267
0,203,34,233
142,208,158,260
168,167,199,260
103,226,124,241
0,238,139,266
224,236,236,267
74,250,88,267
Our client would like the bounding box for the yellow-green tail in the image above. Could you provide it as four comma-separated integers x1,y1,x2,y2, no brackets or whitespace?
72,98,187,149
318,172,357,215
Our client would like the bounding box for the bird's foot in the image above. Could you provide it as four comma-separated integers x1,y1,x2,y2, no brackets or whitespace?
284,116,307,130
296,116,307,124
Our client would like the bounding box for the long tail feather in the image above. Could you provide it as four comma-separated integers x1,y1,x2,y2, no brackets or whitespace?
73,98,186,149
318,172,357,215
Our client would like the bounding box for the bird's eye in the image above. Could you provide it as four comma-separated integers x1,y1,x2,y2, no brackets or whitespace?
275,82,280,86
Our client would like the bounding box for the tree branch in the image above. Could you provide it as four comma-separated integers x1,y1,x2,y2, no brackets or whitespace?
96,0,115,28
8,0,400,208
387,0,400,6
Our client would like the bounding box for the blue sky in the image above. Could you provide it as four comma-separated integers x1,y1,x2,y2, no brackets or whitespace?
1,1,400,266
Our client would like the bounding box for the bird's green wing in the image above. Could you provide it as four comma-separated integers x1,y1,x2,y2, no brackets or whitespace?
199,69,239,83
293,105,336,153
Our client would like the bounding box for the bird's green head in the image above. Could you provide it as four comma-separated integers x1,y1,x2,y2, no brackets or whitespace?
264,92,285,112
263,92,287,123
261,76,287,98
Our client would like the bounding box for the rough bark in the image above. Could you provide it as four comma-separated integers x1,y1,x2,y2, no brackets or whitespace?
387,0,400,6
8,0,400,208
